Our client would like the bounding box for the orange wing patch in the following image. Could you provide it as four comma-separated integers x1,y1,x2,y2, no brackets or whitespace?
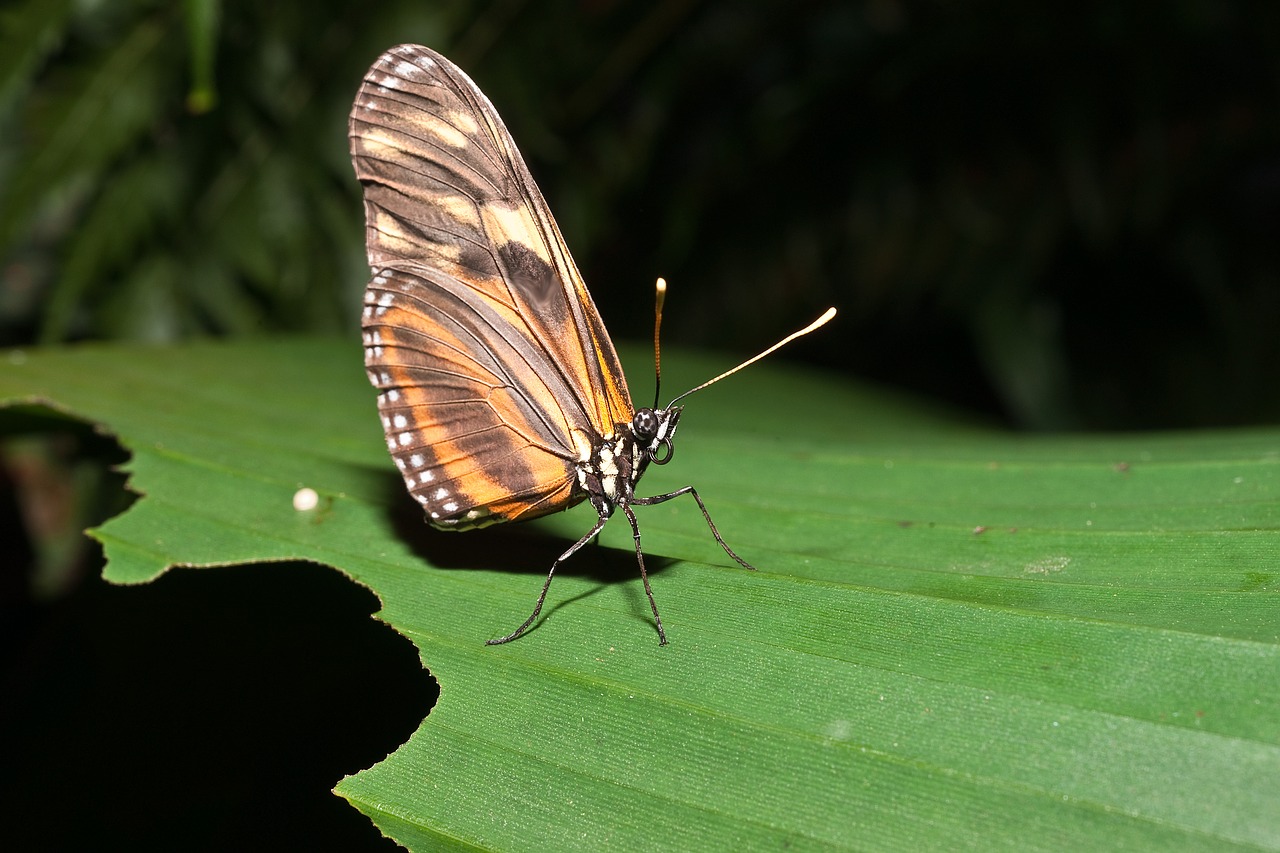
363,265,586,526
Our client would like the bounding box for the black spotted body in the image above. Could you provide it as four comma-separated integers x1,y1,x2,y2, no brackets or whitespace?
576,407,683,520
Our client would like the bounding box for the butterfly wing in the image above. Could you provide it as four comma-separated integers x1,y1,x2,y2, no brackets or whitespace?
350,44,634,527
350,44,632,433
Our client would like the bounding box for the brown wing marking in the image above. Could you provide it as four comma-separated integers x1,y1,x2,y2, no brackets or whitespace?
349,44,633,438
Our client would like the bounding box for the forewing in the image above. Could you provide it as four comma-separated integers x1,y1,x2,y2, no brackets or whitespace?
349,43,632,436
363,263,591,528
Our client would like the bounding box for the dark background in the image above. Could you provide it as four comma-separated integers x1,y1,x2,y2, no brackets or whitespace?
2,1,1278,848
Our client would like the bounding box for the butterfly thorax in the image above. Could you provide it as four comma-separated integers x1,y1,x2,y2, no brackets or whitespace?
576,406,682,519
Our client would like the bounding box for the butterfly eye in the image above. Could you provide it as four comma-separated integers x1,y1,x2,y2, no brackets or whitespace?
632,408,659,441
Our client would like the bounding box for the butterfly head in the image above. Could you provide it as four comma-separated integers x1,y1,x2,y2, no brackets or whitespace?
631,405,682,465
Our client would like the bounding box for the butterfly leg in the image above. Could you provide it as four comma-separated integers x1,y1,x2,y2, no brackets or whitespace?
486,513,610,645
621,503,667,646
633,486,756,571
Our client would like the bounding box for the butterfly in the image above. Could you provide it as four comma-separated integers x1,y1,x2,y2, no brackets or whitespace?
350,44,834,645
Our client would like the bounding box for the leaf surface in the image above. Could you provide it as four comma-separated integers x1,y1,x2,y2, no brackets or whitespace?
1,339,1276,851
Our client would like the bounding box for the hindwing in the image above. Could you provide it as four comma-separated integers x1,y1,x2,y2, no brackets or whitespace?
364,263,597,527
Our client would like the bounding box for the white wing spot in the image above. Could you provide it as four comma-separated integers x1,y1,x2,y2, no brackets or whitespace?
409,453,425,468
392,414,408,429
418,471,433,484
378,292,394,307
387,389,400,402
434,487,448,501
398,432,413,446
442,501,458,513
394,457,407,470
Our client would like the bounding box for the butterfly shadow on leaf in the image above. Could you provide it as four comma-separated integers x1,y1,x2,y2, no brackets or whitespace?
380,473,675,635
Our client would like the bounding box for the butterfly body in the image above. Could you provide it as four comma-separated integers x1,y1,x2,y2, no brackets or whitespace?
352,45,829,644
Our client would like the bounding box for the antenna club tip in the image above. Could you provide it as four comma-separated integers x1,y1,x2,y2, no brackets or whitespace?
799,306,837,336
655,277,667,293
663,303,838,407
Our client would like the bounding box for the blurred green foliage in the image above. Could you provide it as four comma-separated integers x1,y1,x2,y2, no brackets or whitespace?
1,0,1278,429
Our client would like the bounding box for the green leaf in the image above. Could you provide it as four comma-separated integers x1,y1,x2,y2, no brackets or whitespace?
45,153,185,341
0,0,75,122
183,0,221,114
0,17,170,267
1,339,1277,851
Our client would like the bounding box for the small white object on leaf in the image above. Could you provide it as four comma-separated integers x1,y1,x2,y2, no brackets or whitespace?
293,487,319,512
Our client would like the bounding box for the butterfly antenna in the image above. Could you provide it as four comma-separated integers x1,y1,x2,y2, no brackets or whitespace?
652,277,667,410
666,307,837,408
